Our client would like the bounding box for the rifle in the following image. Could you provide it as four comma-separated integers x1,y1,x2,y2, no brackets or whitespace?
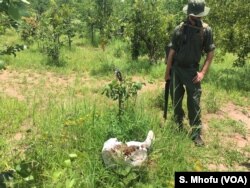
163,42,173,120
163,79,170,120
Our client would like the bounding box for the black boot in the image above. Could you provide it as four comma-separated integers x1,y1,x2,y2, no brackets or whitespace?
193,135,205,147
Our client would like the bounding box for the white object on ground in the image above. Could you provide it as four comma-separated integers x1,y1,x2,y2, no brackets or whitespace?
102,130,155,167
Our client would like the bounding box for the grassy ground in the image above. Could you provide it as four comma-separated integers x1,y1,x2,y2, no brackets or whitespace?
0,30,249,187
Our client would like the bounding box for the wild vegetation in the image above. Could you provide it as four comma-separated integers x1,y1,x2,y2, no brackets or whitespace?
0,0,249,187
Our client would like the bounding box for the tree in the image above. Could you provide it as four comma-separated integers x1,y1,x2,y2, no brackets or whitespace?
59,2,79,49
0,0,29,57
0,0,30,20
19,16,38,43
37,1,64,65
126,0,169,63
207,0,250,66
29,0,50,20
95,0,114,38
74,0,98,45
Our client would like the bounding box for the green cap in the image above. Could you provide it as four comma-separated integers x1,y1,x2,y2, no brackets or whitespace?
183,0,210,17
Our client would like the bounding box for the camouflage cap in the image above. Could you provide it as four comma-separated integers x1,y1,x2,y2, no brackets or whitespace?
183,0,210,17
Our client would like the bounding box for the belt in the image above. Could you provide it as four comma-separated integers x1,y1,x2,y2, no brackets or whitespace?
176,63,199,69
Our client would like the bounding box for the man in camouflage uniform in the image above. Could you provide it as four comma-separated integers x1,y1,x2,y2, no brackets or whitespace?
165,0,215,146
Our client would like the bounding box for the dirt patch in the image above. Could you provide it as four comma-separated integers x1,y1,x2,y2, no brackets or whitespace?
203,102,250,141
208,164,228,171
140,81,164,94
222,102,250,126
221,103,249,147
0,70,163,101
0,69,99,101
13,132,24,141
2,87,25,101
202,111,225,132
0,70,25,100
203,102,250,171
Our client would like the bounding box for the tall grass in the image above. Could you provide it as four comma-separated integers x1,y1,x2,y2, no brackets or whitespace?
1,94,201,187
1,32,249,187
204,53,250,98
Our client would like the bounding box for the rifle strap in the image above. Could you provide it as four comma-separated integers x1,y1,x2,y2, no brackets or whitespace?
179,21,208,48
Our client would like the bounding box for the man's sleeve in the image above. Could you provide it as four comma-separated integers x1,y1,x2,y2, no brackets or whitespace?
204,27,216,53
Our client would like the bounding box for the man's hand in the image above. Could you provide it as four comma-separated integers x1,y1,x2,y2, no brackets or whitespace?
193,71,205,83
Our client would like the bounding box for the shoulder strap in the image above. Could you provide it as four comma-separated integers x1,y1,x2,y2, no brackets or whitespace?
183,22,209,48
174,21,208,52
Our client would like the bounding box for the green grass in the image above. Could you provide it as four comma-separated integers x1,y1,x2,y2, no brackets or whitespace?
0,31,249,187
203,87,221,113
204,53,250,103
210,118,247,137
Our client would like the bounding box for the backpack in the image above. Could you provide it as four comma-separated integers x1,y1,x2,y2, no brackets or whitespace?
165,21,209,59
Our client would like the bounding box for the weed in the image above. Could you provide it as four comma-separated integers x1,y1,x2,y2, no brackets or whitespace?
204,89,220,113
224,150,246,166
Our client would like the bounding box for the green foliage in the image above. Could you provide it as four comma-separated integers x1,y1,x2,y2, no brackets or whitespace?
0,0,30,20
0,13,12,34
19,16,38,43
163,0,186,15
0,44,25,56
95,0,114,39
207,0,250,66
0,0,29,61
127,0,169,63
103,79,143,101
112,40,126,58
29,0,50,19
74,0,98,45
35,0,80,64
37,2,63,65
204,89,220,113
207,63,250,93
0,60,6,70
59,3,79,49
4,0,247,67
102,75,143,120
75,0,114,47
149,88,165,110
